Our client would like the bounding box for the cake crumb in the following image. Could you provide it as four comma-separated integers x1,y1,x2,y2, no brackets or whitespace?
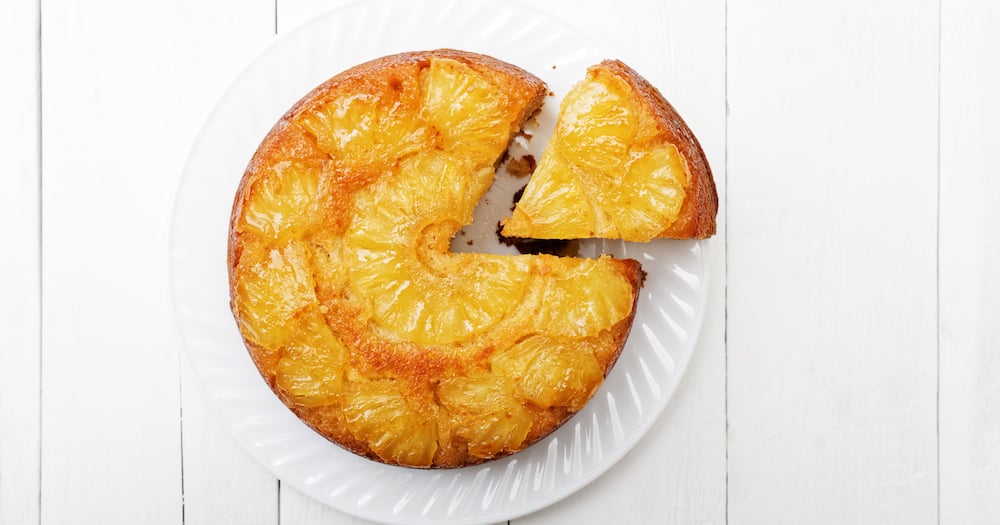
496,148,510,167
506,155,537,178
548,90,555,97
496,221,579,257
511,184,527,211
551,64,557,69
525,112,541,131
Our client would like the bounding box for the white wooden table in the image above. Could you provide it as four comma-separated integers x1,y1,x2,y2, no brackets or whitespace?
2,0,997,523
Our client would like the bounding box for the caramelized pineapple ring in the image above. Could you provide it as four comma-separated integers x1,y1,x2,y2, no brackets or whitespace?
229,51,642,468
336,61,532,345
503,60,717,242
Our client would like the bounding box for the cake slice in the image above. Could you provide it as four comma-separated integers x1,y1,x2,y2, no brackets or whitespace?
502,60,718,242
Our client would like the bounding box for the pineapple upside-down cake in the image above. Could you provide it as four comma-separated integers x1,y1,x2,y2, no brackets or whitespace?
228,50,715,468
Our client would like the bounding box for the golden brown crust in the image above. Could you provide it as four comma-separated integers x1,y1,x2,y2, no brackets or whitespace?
594,60,718,239
286,49,549,122
228,50,641,469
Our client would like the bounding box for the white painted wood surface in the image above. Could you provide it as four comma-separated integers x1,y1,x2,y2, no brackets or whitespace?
2,0,998,524
0,2,40,525
40,1,187,521
939,0,1000,523
727,0,940,523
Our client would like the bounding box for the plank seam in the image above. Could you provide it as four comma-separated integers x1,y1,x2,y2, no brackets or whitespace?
723,0,730,523
178,358,187,525
935,0,942,523
36,0,44,523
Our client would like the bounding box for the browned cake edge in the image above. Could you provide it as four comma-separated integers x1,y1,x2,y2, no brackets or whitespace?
595,60,719,239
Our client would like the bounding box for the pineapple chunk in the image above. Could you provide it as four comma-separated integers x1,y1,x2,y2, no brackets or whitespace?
502,151,597,238
611,145,688,241
554,71,637,177
240,160,323,242
491,335,604,411
233,241,316,350
422,58,509,165
535,256,636,338
274,309,347,407
345,152,485,250
297,90,432,176
343,380,438,467
346,248,531,345
437,374,532,458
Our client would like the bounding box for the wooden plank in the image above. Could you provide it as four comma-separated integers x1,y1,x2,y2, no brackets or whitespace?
181,370,279,525
39,1,272,523
726,0,940,522
279,484,377,525
0,1,40,524
939,0,1000,523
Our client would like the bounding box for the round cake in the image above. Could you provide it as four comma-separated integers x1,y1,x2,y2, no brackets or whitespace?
228,50,643,468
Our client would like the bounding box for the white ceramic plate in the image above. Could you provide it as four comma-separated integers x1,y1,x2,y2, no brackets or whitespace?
169,0,710,523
